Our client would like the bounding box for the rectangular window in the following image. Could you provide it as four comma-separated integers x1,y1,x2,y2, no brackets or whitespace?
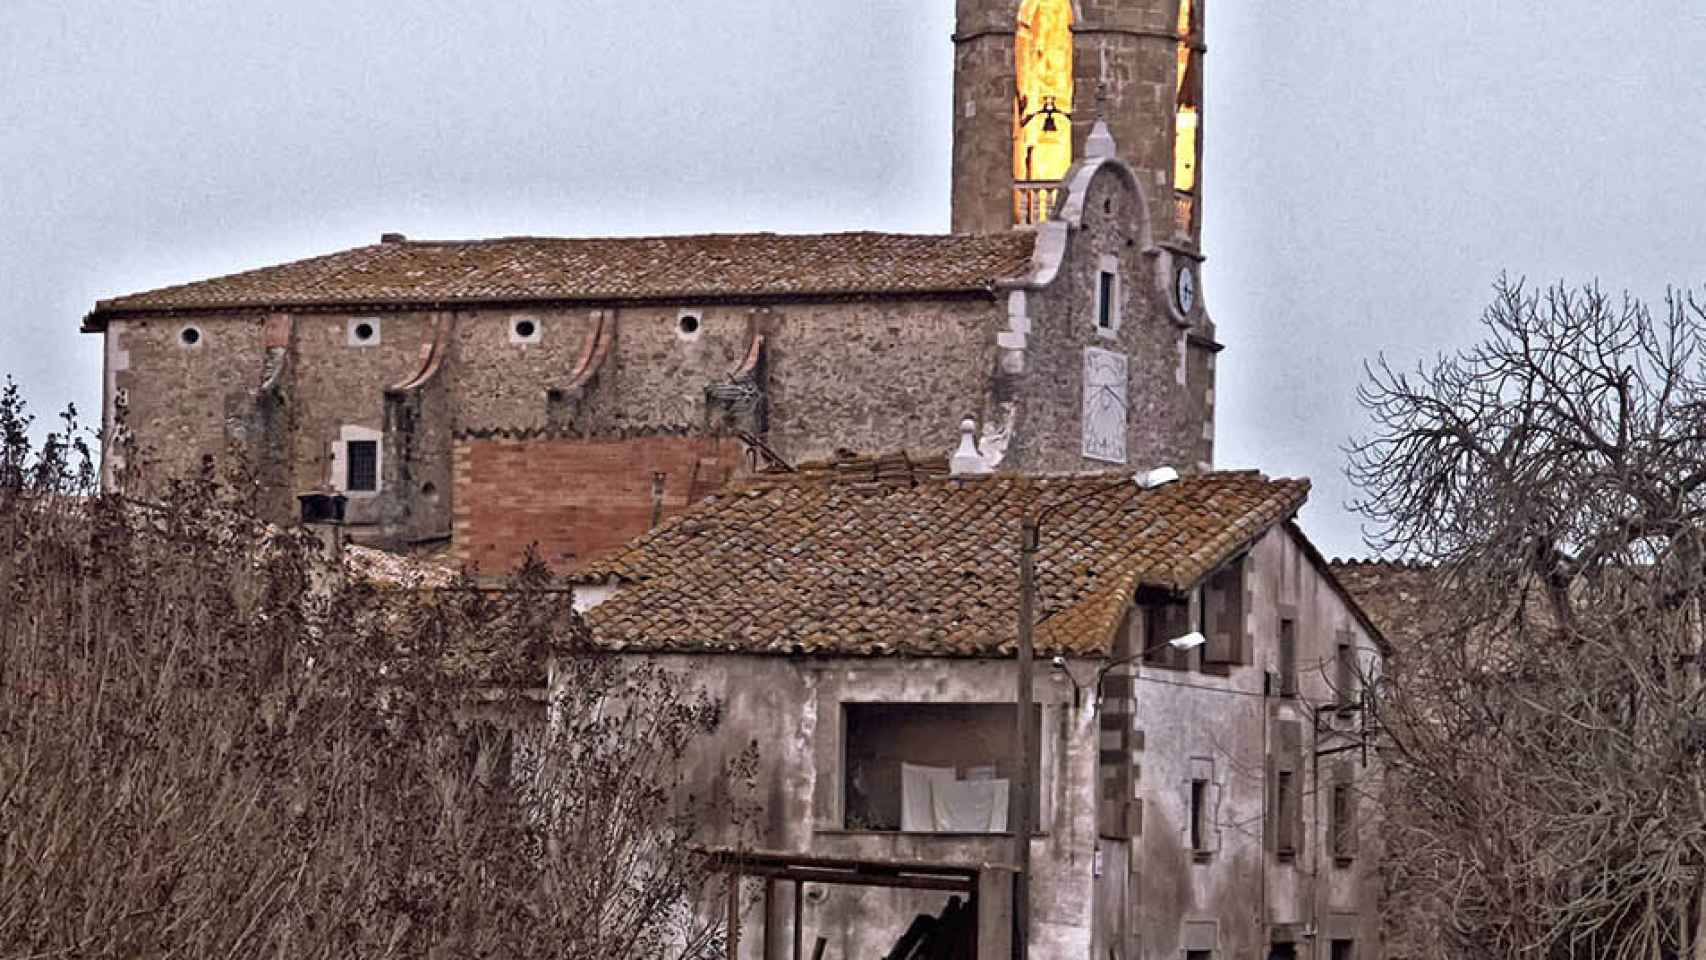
1190,778,1208,853
1278,618,1298,697
1275,770,1297,857
1144,599,1193,670
346,440,378,492
1336,641,1357,709
1186,951,1213,960
1202,559,1244,666
842,702,1040,833
1330,939,1355,960
1332,781,1357,863
1097,271,1115,329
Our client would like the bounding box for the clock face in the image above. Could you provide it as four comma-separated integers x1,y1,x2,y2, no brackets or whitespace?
1176,265,1197,315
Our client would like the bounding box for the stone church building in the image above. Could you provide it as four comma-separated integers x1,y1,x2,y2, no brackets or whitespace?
82,2,1389,959
84,0,1217,574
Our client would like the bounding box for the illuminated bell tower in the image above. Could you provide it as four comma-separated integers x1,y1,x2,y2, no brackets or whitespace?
950,0,1205,246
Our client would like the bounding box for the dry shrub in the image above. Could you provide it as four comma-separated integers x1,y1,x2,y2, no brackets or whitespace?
0,379,754,959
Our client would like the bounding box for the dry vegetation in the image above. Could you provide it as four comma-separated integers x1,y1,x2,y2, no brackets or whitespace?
0,380,754,959
1351,280,1706,960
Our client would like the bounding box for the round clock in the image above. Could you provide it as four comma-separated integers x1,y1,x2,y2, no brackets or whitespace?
1175,264,1197,316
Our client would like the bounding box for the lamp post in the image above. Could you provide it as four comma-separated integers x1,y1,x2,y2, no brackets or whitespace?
1011,467,1179,958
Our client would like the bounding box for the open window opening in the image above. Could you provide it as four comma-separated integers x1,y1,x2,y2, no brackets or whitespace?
1278,617,1299,697
1174,0,1203,235
1013,0,1073,224
843,702,1039,833
1202,558,1246,669
1142,594,1193,670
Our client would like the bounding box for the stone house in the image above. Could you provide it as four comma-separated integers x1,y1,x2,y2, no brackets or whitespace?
80,0,1221,575
569,453,1389,960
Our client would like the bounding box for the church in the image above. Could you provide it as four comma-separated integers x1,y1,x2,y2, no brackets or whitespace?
83,0,1215,572
81,2,1387,959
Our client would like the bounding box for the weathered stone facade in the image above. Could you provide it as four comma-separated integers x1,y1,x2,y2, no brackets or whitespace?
953,0,1203,248
90,139,1219,568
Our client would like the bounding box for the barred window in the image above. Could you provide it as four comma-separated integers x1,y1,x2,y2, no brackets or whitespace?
346,440,378,492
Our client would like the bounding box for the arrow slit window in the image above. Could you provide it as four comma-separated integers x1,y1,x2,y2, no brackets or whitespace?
1174,0,1204,235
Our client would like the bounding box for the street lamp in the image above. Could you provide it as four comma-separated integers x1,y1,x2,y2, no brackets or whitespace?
1010,467,1176,959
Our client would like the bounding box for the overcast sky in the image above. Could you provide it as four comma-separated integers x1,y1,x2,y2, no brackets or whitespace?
4,1,1704,557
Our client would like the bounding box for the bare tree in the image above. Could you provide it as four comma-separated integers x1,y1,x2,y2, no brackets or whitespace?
0,383,755,960
1349,278,1706,960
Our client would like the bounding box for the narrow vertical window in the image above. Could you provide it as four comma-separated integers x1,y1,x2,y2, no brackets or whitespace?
346,440,378,492
1278,618,1298,697
1174,0,1203,234
1014,0,1073,223
1332,781,1355,862
1190,778,1208,853
1275,770,1297,857
1097,271,1115,329
1336,641,1357,709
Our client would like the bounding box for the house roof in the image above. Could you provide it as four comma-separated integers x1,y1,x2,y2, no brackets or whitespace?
85,231,1037,327
579,457,1311,658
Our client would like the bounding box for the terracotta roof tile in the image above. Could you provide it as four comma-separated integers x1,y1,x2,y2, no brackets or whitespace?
580,464,1309,658
88,232,1036,323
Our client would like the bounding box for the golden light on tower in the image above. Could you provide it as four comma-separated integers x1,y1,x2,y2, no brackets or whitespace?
1174,0,1203,228
1014,0,1073,190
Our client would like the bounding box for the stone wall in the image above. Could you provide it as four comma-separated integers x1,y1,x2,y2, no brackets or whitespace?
952,0,1191,243
1001,158,1216,474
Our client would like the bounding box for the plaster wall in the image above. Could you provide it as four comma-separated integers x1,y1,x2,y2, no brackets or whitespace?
583,653,1105,960
1125,525,1383,960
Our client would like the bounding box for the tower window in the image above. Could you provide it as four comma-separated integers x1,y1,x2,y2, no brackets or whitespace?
1097,272,1115,329
1013,0,1073,224
1174,0,1204,234
346,440,378,492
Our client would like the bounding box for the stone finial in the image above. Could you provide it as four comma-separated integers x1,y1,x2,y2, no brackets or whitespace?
1085,117,1118,160
950,417,992,476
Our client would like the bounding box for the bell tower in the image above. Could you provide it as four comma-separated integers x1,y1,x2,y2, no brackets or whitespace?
950,0,1205,247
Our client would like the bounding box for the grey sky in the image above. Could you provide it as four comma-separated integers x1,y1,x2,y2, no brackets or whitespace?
4,1,1704,557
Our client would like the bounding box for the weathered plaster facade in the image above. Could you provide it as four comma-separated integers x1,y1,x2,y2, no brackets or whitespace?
572,483,1387,959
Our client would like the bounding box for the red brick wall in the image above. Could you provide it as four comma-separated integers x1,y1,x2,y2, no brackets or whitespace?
452,435,746,573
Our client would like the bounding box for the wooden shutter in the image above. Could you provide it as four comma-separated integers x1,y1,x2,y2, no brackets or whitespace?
1203,558,1245,665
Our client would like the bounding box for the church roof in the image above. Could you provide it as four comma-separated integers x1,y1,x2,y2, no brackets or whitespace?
85,231,1036,327
577,458,1311,658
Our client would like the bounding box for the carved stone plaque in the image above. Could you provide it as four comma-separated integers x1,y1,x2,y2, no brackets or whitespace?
1082,346,1128,463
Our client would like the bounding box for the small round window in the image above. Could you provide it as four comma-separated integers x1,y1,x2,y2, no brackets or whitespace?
510,316,542,344
178,325,202,348
677,313,702,337
347,317,381,346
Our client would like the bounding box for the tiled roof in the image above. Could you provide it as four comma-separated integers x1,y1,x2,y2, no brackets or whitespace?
87,231,1036,323
580,461,1310,658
